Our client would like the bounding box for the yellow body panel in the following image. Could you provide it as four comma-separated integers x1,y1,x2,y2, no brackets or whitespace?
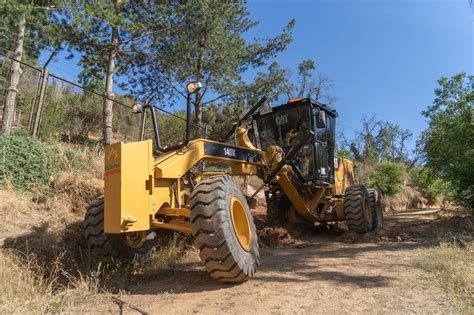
154,139,261,179
334,157,356,196
277,167,326,222
104,140,154,233
104,139,263,233
235,127,257,150
154,141,205,178
103,137,359,233
232,163,258,175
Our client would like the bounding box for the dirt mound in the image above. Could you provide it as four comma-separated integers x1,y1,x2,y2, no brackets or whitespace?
385,185,439,211
51,172,103,214
257,226,295,247
0,172,104,280
252,206,315,248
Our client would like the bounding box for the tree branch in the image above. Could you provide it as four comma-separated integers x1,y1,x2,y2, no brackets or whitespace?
166,77,187,99
198,72,212,102
201,93,229,106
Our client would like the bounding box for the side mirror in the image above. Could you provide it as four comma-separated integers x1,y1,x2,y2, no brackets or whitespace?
316,110,326,128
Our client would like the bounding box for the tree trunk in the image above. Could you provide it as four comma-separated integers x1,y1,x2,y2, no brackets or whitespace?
103,25,119,145
1,13,25,135
193,23,207,139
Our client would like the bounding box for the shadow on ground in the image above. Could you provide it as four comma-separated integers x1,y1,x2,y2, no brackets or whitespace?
1,207,471,295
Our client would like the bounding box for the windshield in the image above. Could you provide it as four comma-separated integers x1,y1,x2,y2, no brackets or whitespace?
255,105,314,179
255,106,312,149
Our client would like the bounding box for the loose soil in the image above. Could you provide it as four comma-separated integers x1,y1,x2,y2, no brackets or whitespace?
70,207,470,314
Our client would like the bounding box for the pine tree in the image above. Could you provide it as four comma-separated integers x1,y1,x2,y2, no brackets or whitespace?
128,0,295,137
58,1,165,144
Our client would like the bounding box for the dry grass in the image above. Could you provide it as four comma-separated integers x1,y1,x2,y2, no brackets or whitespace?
0,175,195,313
51,172,103,213
0,141,198,312
418,212,473,314
420,242,474,313
52,142,104,179
0,248,113,313
0,181,102,313
0,250,54,313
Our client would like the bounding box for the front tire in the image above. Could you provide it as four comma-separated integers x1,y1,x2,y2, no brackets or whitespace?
344,185,373,233
191,175,259,283
84,196,155,261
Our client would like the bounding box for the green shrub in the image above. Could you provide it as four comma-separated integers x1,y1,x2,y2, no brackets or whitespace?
0,133,60,190
335,144,352,159
410,166,453,202
364,161,404,197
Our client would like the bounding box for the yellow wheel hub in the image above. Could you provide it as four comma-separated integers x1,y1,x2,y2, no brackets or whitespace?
230,196,252,252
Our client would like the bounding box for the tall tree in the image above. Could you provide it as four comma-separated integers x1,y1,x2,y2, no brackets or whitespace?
0,1,57,134
58,1,165,144
418,73,474,210
201,59,337,139
199,62,288,139
231,62,290,105
342,116,413,165
129,0,295,137
283,59,335,104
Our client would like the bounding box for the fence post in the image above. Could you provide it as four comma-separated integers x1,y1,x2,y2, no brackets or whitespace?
28,72,43,133
31,67,49,137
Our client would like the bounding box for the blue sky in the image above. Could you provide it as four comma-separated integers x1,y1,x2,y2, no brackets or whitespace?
244,0,473,151
41,0,473,152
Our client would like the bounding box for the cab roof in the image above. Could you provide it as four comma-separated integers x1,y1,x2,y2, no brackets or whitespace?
276,97,338,117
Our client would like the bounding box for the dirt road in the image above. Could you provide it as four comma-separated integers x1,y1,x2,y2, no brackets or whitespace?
77,208,458,314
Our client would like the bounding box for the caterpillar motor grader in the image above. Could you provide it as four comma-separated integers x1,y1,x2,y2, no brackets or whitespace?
84,82,383,283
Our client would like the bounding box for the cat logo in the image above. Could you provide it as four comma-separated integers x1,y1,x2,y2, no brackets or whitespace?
224,147,237,157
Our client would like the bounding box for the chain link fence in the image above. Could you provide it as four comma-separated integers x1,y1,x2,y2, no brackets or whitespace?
39,73,142,145
0,48,42,133
0,48,221,151
0,49,156,146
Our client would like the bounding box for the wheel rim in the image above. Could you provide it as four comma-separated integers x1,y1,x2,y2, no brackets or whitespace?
363,198,371,225
121,231,147,249
230,196,252,252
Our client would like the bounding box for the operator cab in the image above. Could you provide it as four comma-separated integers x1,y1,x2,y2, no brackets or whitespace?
253,98,337,184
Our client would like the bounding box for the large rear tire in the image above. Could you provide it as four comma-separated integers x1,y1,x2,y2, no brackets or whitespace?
191,175,259,283
84,196,155,261
344,185,373,233
368,189,383,229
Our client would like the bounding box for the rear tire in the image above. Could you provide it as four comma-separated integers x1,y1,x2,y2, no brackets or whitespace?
344,185,373,233
191,175,259,283
368,189,383,229
84,196,155,261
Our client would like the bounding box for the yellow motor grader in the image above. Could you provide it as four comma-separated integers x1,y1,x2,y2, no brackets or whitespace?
84,82,383,283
